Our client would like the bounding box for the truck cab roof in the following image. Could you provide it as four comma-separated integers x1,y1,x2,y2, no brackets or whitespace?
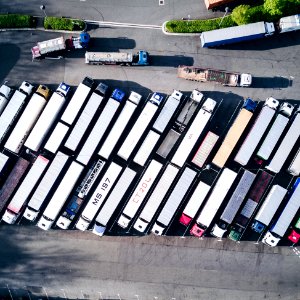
243,98,257,112
149,92,164,106
36,85,51,100
0,84,12,99
279,102,294,117
265,97,279,109
56,82,70,97
111,88,125,102
190,89,204,102
128,91,142,105
19,81,34,96
95,82,109,96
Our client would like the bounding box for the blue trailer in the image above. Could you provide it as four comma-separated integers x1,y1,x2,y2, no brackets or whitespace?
200,22,275,48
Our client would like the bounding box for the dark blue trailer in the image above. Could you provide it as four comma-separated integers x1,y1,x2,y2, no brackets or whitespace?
200,22,275,48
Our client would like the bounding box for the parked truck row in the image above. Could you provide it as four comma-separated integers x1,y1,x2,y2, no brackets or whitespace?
1,78,300,247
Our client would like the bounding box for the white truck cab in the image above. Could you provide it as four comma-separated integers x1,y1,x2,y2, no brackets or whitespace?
92,223,106,236
265,97,279,109
19,81,34,96
37,215,53,231
128,91,142,105
279,102,294,117
240,73,252,87
190,89,204,102
262,231,280,247
151,223,165,236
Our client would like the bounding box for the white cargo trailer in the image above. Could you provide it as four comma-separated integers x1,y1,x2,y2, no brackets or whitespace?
61,77,94,125
234,97,279,166
157,89,203,158
190,168,237,237
133,130,160,166
256,102,293,161
77,91,125,165
179,181,211,226
288,148,300,176
65,91,104,151
98,92,142,159
151,167,197,235
266,109,300,173
0,153,9,174
134,164,179,233
76,162,123,231
2,155,49,224
263,178,300,247
44,122,69,154
60,77,94,126
117,93,163,161
118,160,163,229
192,131,219,168
171,98,216,168
152,90,183,134
5,93,48,154
0,90,27,144
93,167,137,236
24,85,69,152
0,84,12,115
210,170,256,238
23,152,70,221
251,185,287,234
37,161,84,230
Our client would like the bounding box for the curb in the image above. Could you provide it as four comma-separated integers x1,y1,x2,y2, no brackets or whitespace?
0,27,82,34
161,21,200,36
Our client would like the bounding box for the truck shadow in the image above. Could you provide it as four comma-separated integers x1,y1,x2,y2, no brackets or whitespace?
0,44,20,83
89,37,136,51
252,76,292,89
150,55,194,67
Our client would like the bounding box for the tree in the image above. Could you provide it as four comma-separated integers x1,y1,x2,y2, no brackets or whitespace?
231,5,252,25
264,0,287,16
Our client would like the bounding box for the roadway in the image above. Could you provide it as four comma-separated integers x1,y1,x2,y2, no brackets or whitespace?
0,225,299,300
0,1,300,299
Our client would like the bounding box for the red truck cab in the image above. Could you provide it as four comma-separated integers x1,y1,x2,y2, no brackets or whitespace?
190,223,205,237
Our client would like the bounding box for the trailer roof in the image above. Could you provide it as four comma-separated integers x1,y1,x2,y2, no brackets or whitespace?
201,22,266,44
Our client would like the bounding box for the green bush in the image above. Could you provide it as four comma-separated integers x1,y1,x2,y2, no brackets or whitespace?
44,17,85,31
0,14,35,28
165,16,236,33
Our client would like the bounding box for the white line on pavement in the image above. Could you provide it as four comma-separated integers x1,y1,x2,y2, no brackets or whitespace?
85,20,161,29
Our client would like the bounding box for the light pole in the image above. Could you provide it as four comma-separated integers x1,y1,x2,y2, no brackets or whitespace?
40,5,47,17
219,7,230,27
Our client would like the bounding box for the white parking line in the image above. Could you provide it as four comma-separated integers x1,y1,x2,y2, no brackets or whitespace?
84,20,161,30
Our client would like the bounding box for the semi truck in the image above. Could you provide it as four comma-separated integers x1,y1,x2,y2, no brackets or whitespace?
60,77,94,126
157,89,203,158
32,33,90,60
0,83,12,115
171,97,216,168
0,81,34,144
85,50,149,66
192,131,219,168
0,157,30,213
117,92,164,161
151,167,197,236
179,181,211,227
56,159,106,229
77,89,125,166
4,85,50,154
234,97,279,166
37,161,84,230
23,152,70,221
266,108,300,173
133,164,179,233
64,83,109,152
228,171,273,242
279,14,300,33
177,66,252,87
117,160,163,229
287,215,300,244
98,91,142,160
76,162,123,231
133,90,183,166
24,82,70,152
263,178,300,247
210,170,256,238
288,147,300,176
251,185,287,234
43,122,69,154
2,155,49,224
93,168,137,236
256,102,294,161
200,21,275,47
190,168,237,238
212,98,257,168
